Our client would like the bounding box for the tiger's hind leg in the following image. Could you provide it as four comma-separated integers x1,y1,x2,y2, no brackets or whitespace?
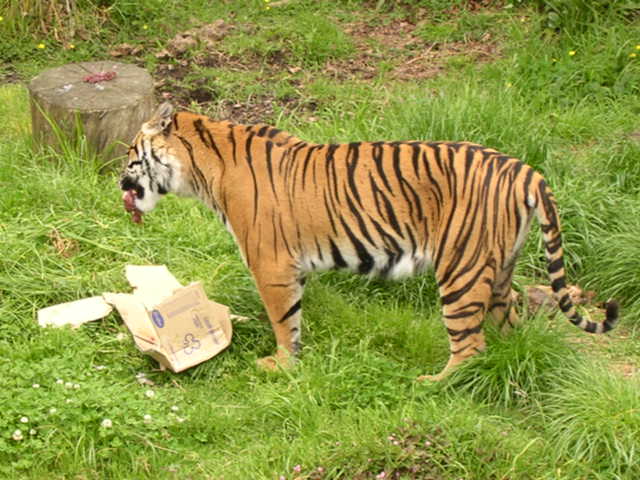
418,263,495,382
488,265,520,334
253,268,305,371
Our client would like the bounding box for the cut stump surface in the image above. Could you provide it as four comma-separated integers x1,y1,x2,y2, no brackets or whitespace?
29,61,155,164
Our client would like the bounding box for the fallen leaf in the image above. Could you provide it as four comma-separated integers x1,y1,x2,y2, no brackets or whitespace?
197,19,233,42
163,19,233,56
525,283,601,315
155,49,172,59
526,285,555,313
567,284,596,305
168,35,197,54
109,43,142,57
48,229,78,258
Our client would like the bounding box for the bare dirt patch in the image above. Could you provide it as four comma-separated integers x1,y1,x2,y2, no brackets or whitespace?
212,96,318,126
153,59,318,124
567,327,639,379
133,20,315,123
325,19,419,81
327,13,499,82
393,38,497,80
116,12,500,123
1,67,22,85
351,422,452,480
154,19,234,60
613,362,638,378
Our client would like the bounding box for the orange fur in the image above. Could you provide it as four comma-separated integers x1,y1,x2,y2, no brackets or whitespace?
120,104,618,379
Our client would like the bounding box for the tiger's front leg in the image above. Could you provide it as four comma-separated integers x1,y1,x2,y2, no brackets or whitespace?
252,267,304,371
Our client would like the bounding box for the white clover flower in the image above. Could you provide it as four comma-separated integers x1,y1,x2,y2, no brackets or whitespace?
145,390,155,398
175,416,185,423
29,429,36,436
32,383,40,389
73,383,80,389
56,379,64,385
94,365,106,371
12,429,23,441
19,416,29,423
101,418,113,428
65,399,73,404
143,414,152,424
170,405,179,412
65,382,73,389
49,407,57,414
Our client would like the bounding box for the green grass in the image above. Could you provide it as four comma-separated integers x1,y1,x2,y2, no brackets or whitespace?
2,1,640,478
223,11,355,66
543,362,640,477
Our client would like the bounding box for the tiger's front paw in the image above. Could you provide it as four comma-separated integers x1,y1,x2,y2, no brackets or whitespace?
416,369,451,382
256,349,295,372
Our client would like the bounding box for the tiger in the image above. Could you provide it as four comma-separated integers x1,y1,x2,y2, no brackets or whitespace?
119,102,618,381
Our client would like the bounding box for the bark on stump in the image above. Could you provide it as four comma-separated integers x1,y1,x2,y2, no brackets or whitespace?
28,61,155,166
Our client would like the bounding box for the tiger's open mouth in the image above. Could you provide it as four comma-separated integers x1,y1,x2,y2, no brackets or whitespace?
122,189,143,224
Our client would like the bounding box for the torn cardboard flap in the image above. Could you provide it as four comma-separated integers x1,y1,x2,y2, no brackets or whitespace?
124,264,182,310
38,265,233,373
38,296,113,328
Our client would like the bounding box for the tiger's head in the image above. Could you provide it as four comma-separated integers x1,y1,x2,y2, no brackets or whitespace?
120,102,184,222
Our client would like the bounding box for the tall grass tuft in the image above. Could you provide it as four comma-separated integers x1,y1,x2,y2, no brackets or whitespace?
515,0,639,33
1,0,109,44
383,82,554,170
585,228,640,320
543,362,640,477
440,316,578,407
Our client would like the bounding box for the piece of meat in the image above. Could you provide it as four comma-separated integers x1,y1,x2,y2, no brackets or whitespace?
122,190,143,224
122,189,135,211
131,209,143,224
83,71,117,83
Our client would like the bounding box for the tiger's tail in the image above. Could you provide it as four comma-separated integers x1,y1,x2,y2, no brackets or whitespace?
532,175,618,333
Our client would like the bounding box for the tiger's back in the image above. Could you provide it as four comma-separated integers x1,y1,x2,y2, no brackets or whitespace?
120,104,618,380
270,141,531,280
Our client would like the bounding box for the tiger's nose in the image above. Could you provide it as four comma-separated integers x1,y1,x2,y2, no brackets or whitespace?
120,176,136,191
120,177,145,199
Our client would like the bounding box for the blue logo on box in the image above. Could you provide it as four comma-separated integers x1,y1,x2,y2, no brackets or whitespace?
151,310,164,328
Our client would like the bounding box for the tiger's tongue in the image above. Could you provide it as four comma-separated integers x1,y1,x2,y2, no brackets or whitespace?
122,190,143,224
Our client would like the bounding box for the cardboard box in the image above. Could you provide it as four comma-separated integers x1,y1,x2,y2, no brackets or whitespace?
38,265,233,373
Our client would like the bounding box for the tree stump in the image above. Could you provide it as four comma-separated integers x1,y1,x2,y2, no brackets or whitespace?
28,61,155,166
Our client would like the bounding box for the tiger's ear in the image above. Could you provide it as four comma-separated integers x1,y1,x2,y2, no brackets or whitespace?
142,102,174,135
155,102,174,124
